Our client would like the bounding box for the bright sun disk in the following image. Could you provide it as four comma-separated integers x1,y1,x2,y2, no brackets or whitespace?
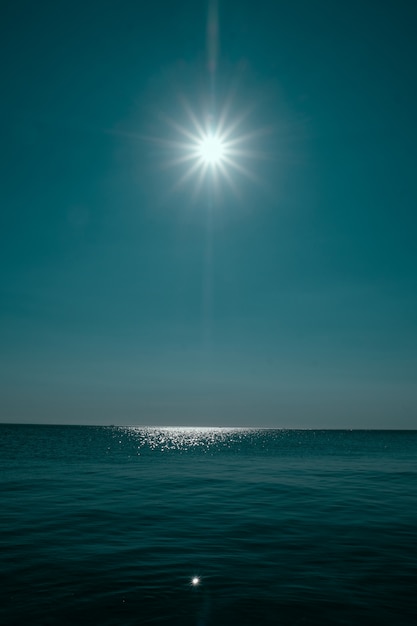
198,134,224,164
152,91,264,197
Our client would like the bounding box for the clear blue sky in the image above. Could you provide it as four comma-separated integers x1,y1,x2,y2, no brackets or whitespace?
1,0,416,427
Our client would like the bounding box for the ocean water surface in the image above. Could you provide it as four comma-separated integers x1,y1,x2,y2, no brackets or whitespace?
1,425,417,625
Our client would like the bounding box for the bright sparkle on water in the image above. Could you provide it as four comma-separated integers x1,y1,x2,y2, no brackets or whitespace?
122,426,251,452
191,577,200,586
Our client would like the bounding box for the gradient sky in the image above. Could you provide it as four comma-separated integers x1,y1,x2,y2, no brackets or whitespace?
1,0,417,427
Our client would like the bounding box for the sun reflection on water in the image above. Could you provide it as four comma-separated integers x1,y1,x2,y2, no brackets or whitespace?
120,426,251,452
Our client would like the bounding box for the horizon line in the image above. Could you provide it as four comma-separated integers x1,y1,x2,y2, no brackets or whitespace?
1,421,416,431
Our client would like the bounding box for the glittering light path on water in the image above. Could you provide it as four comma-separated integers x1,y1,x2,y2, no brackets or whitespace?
121,426,252,452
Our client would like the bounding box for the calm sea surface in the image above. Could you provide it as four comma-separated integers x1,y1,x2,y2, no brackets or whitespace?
1,425,417,625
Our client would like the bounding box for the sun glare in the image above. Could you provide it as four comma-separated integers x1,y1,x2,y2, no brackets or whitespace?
150,88,265,200
198,134,225,165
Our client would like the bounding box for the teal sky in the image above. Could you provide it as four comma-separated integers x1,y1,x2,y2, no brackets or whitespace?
1,0,416,427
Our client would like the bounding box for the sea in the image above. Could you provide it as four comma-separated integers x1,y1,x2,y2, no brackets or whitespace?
1,425,417,625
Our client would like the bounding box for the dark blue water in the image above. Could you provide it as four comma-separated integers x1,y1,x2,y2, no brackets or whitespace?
1,425,417,625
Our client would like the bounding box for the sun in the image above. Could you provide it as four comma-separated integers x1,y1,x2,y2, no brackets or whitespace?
198,134,225,165
150,91,264,200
